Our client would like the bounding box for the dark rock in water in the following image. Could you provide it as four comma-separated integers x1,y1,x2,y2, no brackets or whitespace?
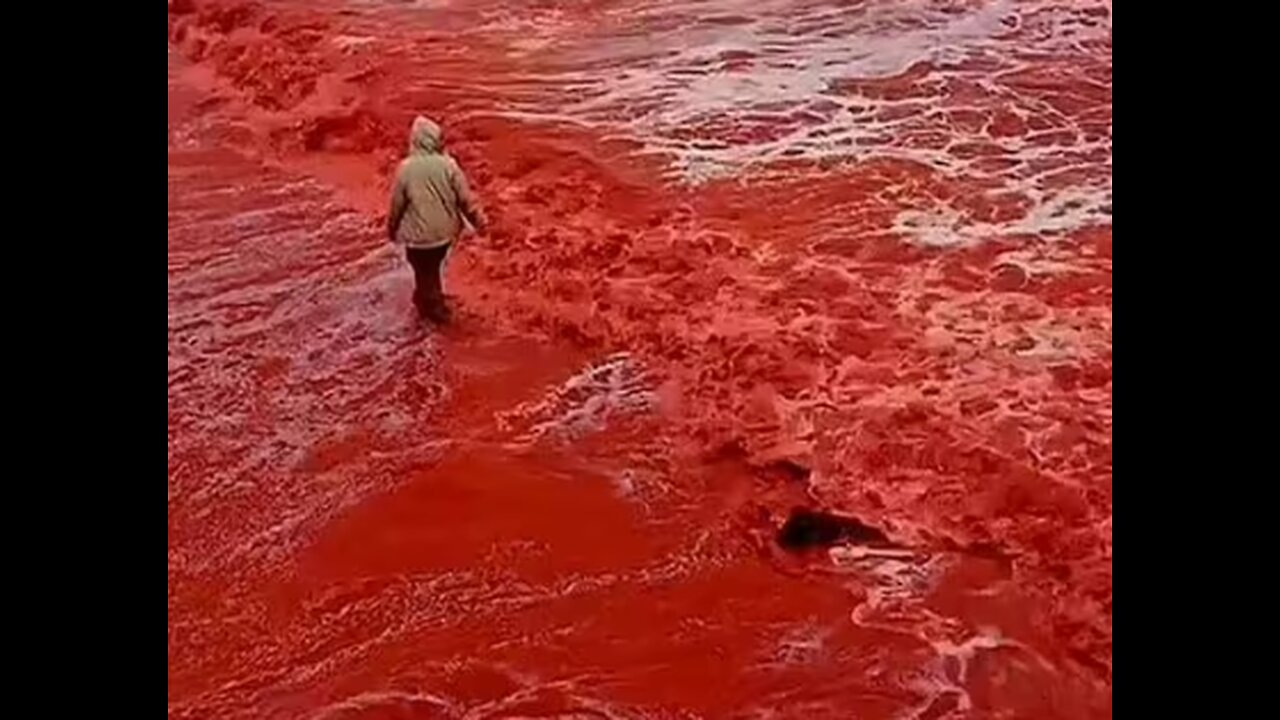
776,507,890,551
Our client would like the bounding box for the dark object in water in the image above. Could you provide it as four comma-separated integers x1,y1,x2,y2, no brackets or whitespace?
776,507,890,551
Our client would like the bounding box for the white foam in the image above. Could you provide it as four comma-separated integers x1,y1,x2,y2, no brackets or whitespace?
482,0,1111,241
495,352,657,444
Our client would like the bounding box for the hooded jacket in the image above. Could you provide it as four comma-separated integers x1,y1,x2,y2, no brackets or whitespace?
387,116,485,248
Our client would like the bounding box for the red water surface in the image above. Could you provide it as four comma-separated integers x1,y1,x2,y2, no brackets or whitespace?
168,1,1112,717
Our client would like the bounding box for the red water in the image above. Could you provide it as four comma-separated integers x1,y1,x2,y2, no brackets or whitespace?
168,1,1112,717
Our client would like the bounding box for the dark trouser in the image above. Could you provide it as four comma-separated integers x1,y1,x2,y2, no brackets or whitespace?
406,243,452,322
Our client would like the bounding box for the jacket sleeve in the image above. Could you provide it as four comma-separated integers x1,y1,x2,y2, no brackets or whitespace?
386,168,409,241
451,162,487,231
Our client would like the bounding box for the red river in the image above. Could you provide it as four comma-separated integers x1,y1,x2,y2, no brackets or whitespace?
167,1,1112,717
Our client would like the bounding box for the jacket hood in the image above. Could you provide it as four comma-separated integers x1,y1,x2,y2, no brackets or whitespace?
409,116,443,154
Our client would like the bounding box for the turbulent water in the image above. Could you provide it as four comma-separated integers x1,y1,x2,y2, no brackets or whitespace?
167,1,1112,717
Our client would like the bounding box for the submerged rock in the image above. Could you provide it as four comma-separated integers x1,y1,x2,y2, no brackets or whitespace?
775,507,890,551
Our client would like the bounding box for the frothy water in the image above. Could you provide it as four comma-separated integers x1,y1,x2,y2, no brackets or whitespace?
495,352,657,445
478,0,1110,244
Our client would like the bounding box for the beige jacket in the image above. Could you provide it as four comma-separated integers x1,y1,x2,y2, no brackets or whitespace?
387,117,485,248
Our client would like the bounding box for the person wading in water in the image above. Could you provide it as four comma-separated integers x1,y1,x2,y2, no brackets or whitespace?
387,116,488,324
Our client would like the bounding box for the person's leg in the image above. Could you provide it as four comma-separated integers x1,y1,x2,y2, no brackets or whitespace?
405,248,434,318
420,242,452,323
